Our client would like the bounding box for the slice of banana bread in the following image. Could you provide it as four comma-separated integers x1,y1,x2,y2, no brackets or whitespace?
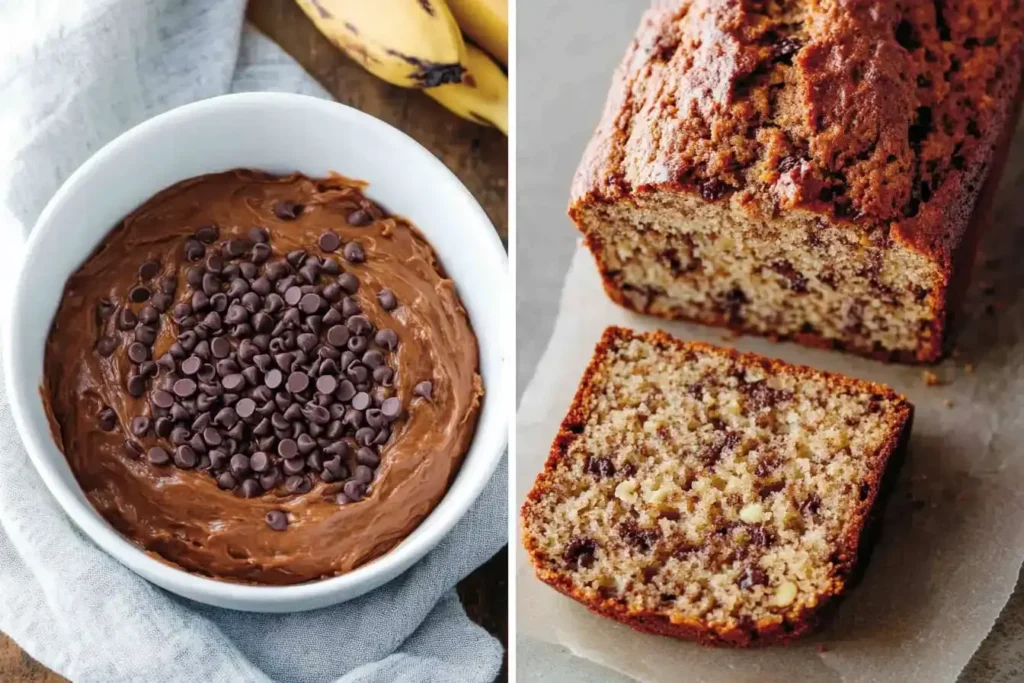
569,0,1024,362
522,327,913,646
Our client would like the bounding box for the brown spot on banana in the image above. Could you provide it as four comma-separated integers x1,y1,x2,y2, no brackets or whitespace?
417,0,436,16
384,50,466,87
310,0,332,19
344,22,358,35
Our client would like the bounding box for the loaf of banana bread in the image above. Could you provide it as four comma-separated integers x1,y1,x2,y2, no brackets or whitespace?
522,327,913,645
569,0,1024,362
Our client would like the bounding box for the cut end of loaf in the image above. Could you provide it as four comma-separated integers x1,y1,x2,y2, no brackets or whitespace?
573,191,947,362
522,327,913,645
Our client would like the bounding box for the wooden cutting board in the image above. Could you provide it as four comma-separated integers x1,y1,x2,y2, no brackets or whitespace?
0,1,508,680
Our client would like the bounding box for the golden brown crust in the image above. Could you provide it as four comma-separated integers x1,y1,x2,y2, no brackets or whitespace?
569,0,1024,361
522,326,913,646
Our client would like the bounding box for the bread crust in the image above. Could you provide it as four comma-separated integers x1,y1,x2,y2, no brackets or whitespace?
568,0,1024,363
522,326,914,646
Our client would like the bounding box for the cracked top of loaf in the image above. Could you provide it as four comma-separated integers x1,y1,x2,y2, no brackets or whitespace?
570,0,1024,262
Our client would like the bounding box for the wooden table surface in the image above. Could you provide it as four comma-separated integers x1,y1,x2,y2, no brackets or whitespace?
0,1,508,680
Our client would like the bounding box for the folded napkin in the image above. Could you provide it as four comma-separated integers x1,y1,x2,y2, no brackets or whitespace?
0,1,506,681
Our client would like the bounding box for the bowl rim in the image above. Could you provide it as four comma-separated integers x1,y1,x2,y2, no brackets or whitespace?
2,92,508,609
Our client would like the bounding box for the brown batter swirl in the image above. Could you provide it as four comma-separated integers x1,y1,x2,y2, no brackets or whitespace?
42,170,483,585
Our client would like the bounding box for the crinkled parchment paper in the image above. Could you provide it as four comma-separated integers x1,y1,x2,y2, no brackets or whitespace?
516,114,1024,683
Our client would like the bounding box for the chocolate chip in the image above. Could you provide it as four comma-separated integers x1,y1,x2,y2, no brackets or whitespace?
224,239,250,259
285,474,311,494
413,381,433,399
239,478,262,498
266,510,288,530
127,342,149,364
264,368,283,389
217,471,237,490
206,253,224,274
98,407,117,432
377,289,397,311
211,337,231,359
316,375,337,395
248,226,269,244
180,356,201,375
354,465,374,485
699,179,729,201
186,267,204,289
356,447,380,467
381,397,401,419
215,407,239,428
151,292,172,313
195,225,219,243
191,291,209,312
134,324,157,346
184,239,205,262
154,417,173,438
286,371,309,394
174,445,198,469
374,329,398,350
318,231,341,252
350,392,370,411
274,201,304,220
343,242,365,263
97,337,118,357
321,283,342,303
338,274,359,295
138,304,159,325
283,457,305,475
243,450,266,472
135,381,166,414
284,286,302,307
299,293,323,314
117,308,138,331
202,272,220,296
236,397,256,419
347,209,372,226
229,453,250,478
130,416,150,436
148,447,171,465
251,242,271,265
325,324,349,348
169,426,190,445
139,261,160,280
342,480,364,501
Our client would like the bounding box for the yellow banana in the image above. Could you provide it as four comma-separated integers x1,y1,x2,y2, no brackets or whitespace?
426,43,508,134
446,0,508,65
294,0,469,88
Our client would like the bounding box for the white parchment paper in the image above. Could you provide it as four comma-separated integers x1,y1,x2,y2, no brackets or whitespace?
516,114,1024,683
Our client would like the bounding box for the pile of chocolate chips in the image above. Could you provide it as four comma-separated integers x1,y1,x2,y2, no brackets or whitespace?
95,212,429,530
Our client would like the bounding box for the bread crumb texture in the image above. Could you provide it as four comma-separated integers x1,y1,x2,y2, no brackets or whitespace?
522,327,913,645
570,0,1024,362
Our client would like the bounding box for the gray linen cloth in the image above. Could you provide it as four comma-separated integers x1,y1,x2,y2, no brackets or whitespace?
0,1,506,681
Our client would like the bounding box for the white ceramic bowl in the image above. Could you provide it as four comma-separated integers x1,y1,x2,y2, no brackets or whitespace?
3,93,508,612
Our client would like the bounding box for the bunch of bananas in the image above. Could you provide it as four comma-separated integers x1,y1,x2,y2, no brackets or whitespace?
294,0,508,135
